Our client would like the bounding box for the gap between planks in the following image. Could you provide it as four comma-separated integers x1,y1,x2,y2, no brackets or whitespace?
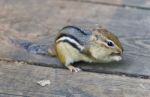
63,0,150,11
0,59,150,80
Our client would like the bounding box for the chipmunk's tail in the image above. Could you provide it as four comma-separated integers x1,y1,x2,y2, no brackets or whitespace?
12,39,50,56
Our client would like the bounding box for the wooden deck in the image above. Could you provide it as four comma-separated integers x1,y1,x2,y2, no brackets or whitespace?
0,0,150,96
0,61,150,97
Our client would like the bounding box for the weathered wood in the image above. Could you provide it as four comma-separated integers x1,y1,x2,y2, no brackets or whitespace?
67,0,150,9
0,0,150,77
0,61,150,97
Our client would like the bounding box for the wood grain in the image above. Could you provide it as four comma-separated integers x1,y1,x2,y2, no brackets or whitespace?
0,0,150,77
65,0,150,9
0,61,150,97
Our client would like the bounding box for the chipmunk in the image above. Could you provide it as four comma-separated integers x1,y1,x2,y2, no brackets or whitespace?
48,25,123,72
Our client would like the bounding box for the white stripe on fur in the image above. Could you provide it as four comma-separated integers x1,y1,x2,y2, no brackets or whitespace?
56,36,84,50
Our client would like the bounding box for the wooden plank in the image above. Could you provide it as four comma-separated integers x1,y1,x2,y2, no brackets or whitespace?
0,93,24,97
0,0,150,37
0,61,150,97
67,0,150,9
0,0,150,77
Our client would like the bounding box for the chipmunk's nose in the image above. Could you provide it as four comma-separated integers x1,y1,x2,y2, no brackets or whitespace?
117,50,123,55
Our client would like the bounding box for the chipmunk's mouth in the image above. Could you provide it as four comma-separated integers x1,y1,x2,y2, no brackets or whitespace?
110,52,122,62
110,52,122,56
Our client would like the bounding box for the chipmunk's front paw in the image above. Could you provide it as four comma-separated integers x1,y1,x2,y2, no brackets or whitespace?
67,65,81,72
48,48,56,57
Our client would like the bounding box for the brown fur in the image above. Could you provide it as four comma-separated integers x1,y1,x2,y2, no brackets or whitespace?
55,43,66,65
93,26,123,51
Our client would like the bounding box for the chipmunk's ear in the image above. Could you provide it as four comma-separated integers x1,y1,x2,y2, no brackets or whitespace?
93,25,105,31
92,25,106,34
96,26,105,30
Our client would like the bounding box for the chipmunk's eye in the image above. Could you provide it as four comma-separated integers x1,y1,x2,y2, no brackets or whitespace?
107,40,114,47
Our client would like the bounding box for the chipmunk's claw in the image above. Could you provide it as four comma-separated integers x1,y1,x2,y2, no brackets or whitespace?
67,65,81,72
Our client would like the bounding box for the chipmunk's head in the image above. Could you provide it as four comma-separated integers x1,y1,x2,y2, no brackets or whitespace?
90,26,123,63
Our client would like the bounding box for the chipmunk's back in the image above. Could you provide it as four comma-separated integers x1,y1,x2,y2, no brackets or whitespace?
55,26,92,46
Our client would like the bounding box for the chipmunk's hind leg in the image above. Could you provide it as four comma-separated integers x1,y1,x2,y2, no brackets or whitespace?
56,43,81,72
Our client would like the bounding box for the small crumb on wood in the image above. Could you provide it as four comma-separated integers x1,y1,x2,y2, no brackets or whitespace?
139,84,145,89
37,80,51,86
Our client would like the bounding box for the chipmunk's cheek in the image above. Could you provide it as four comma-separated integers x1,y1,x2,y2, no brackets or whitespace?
111,56,122,62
